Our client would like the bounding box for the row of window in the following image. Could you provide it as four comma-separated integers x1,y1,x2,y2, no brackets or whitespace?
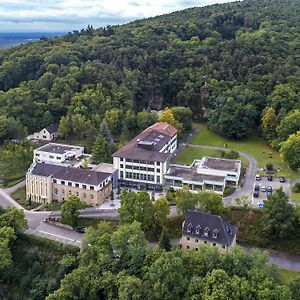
53,179,95,190
186,237,226,249
120,158,161,165
120,171,161,182
54,188,95,200
120,164,160,173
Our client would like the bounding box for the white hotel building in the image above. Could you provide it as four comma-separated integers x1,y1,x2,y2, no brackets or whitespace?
113,122,177,190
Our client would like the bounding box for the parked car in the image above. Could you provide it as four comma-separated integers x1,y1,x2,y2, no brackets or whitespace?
279,177,286,183
267,175,273,181
258,203,264,209
254,185,260,191
253,191,259,198
255,175,261,181
76,227,85,234
267,186,273,192
261,186,266,192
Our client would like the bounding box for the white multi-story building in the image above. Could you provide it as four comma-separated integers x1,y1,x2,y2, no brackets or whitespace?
33,143,91,168
112,122,177,190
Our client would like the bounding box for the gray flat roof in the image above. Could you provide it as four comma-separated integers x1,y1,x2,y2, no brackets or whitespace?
198,157,241,172
36,143,82,155
165,165,225,184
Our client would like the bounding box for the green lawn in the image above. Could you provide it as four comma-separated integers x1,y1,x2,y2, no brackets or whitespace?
291,192,300,205
10,187,39,210
279,268,300,284
190,126,300,181
0,148,31,187
177,146,248,168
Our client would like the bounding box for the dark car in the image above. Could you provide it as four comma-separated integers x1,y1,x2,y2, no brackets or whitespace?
76,227,85,234
253,192,259,198
279,177,285,183
254,185,259,191
267,186,273,192
267,175,273,181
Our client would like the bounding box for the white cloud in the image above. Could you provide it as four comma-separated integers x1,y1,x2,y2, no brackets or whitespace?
0,0,236,32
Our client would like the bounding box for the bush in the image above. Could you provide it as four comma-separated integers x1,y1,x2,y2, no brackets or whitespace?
266,163,274,172
223,187,236,197
292,183,300,193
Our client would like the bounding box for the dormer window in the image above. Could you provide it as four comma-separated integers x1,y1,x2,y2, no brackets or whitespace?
203,227,209,237
226,226,232,235
187,223,193,233
195,225,201,235
213,229,219,239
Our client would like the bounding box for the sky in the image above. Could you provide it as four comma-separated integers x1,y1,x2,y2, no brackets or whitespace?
0,0,235,33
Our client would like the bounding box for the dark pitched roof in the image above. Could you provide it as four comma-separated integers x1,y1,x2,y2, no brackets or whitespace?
113,122,177,162
182,210,237,246
30,163,110,186
45,124,59,134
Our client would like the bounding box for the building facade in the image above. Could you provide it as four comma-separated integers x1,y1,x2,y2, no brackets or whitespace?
28,124,59,141
113,122,177,190
180,210,237,253
26,163,112,206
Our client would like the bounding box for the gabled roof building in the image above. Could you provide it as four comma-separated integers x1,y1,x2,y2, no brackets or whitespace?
113,122,177,190
180,210,237,252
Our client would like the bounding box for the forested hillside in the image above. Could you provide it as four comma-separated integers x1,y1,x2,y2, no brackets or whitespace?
0,0,299,142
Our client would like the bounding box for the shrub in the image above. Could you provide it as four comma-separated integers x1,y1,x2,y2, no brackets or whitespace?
292,183,300,193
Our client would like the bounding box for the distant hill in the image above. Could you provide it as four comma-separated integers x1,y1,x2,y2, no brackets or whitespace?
0,0,299,140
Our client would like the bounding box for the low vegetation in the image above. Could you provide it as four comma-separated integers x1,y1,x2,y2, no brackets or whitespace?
10,186,39,210
190,125,299,180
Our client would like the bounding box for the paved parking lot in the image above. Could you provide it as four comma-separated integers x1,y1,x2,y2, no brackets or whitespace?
251,176,291,208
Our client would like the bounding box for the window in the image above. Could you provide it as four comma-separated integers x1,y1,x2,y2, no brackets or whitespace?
76,192,79,196
50,155,54,159
68,182,72,186
186,246,190,249
83,184,87,189
120,158,124,162
61,181,65,185
212,243,216,246
186,237,190,241
157,176,160,182
75,183,79,188
57,156,61,160
53,179,57,183
36,153,40,157
156,168,160,173
120,164,124,168
53,188,58,195
69,191,72,195
90,186,94,190
204,241,207,244
91,195,94,199
83,193,86,198
195,239,199,243
222,245,226,249
195,248,198,251
62,189,65,194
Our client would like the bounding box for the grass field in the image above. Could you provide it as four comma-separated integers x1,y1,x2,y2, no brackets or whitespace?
0,148,31,187
176,145,248,168
190,125,299,181
291,192,300,205
279,268,300,284
10,187,39,210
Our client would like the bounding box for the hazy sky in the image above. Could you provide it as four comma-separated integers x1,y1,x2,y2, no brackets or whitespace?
0,0,235,32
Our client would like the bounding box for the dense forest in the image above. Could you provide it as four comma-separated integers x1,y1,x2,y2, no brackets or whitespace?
0,0,299,146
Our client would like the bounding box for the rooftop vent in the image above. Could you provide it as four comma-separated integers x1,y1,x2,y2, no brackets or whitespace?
212,229,219,239
187,223,193,233
204,227,210,237
158,134,164,139
138,140,155,150
195,225,201,235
